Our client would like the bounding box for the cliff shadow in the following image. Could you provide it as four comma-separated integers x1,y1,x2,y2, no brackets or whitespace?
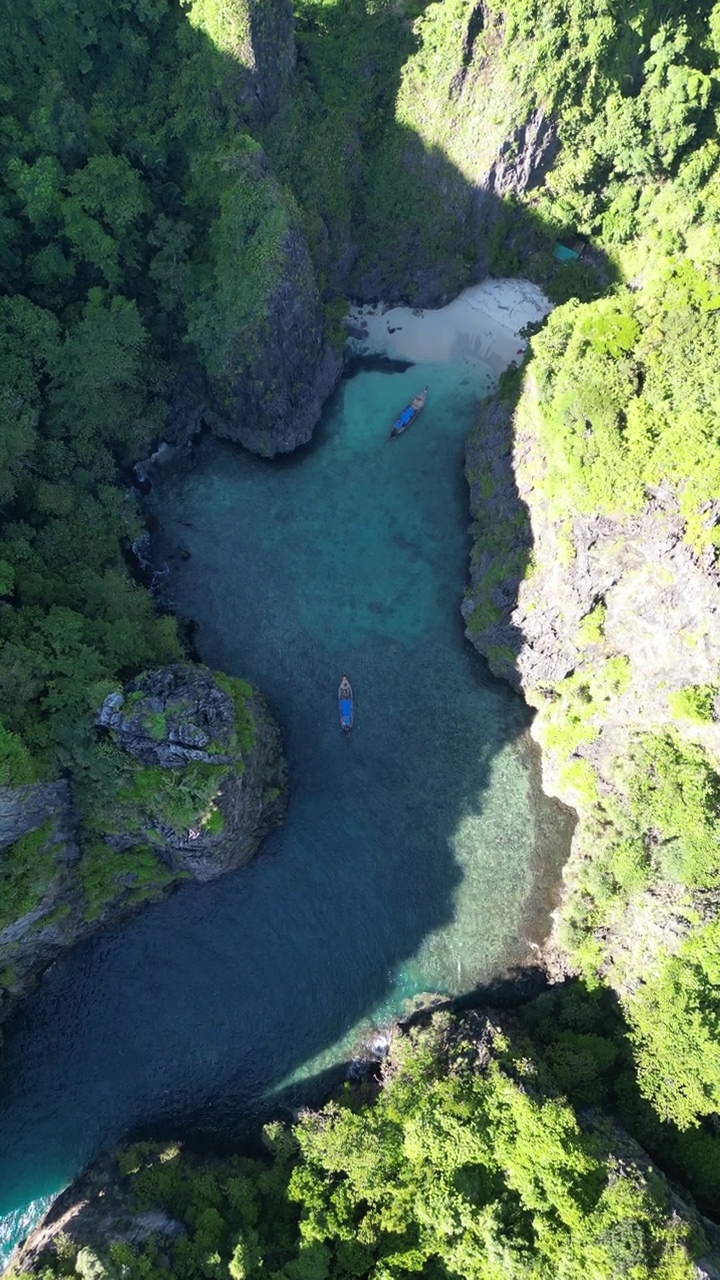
259,0,619,312
0,0,615,1243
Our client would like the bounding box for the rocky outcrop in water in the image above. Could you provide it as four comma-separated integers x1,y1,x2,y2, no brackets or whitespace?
8,1150,187,1278
0,664,287,1033
96,664,287,879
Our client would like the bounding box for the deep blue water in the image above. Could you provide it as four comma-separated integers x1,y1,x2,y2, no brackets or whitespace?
0,359,570,1260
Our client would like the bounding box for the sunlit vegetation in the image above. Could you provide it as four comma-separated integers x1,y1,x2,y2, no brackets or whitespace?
0,0,292,793
453,0,720,1156
554,732,720,1129
13,1017,702,1280
2,0,720,1248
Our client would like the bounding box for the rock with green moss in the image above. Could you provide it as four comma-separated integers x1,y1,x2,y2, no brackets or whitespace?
0,665,286,1036
95,664,287,880
183,137,341,458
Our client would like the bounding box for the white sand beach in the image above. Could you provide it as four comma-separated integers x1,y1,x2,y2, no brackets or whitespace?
346,278,552,375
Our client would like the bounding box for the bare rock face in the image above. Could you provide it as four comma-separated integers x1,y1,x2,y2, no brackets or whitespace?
96,666,237,770
0,781,81,1033
475,109,559,204
242,0,296,121
8,1149,187,1278
96,664,288,880
463,383,720,763
0,780,74,852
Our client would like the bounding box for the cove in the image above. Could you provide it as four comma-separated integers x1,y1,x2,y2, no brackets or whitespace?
0,348,571,1262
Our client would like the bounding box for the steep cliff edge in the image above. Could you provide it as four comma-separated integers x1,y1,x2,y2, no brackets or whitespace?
462,286,720,1129
0,664,287,1035
10,1009,715,1280
158,0,342,458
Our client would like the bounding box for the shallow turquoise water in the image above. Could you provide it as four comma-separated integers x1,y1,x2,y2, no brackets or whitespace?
0,359,570,1261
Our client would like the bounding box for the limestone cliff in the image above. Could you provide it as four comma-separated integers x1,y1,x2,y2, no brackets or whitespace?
171,144,342,458
203,212,342,457
166,0,562,457
462,377,720,998
0,664,287,1034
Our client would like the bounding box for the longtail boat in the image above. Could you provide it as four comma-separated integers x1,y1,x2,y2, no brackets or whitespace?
338,674,353,732
389,386,428,439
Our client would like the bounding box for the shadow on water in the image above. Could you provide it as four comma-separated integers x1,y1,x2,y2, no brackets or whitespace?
0,0,618,1247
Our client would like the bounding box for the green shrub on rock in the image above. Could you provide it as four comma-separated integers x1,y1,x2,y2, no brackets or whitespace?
667,685,717,725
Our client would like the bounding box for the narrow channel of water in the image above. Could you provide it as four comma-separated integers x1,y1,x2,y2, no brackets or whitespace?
0,358,571,1261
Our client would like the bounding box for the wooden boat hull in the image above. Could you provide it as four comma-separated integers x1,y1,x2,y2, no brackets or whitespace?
338,675,353,731
389,386,428,438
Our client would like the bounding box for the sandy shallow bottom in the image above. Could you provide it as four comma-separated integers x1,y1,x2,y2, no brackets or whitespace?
346,278,552,375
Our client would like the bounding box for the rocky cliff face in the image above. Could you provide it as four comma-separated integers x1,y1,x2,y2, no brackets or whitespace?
164,0,561,458
204,220,342,457
9,1150,187,1278
240,0,296,121
462,378,720,986
0,664,287,1034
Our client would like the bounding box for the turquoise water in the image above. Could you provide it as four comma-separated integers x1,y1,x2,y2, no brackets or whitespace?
0,359,570,1261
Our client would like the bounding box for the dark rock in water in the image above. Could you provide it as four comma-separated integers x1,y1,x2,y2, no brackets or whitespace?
96,664,288,881
344,320,369,340
0,665,287,1035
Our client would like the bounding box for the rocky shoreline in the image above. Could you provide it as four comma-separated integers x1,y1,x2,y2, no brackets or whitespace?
462,370,720,994
0,664,287,1041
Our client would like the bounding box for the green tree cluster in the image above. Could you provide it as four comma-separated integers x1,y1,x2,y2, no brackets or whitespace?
0,0,296,788
13,1017,701,1280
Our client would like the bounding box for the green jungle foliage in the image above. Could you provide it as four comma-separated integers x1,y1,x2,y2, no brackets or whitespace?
85,750,228,841
527,273,720,536
2,0,720,1241
0,0,292,788
519,981,720,1220
14,1017,702,1280
0,821,56,931
0,0,275,927
452,0,720,1163
79,841,176,922
213,672,256,755
555,731,720,1130
668,684,718,724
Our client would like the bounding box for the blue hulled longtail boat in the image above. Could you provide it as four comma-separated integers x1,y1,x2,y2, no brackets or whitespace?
338,674,353,732
389,386,428,439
